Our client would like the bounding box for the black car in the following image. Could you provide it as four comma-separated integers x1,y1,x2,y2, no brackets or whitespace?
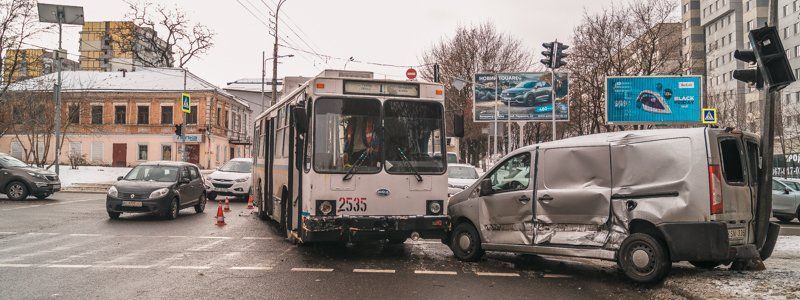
106,161,207,220
0,153,61,200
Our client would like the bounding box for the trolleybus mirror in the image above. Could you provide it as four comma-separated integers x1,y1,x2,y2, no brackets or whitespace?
453,114,465,138
292,107,308,134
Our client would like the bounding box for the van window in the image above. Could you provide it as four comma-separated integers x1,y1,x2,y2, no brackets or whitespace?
719,139,745,184
745,141,760,186
487,152,530,193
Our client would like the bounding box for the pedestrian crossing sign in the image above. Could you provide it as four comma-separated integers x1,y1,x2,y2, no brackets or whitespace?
702,108,717,125
181,93,191,113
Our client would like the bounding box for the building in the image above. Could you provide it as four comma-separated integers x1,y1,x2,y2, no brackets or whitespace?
79,21,172,72
224,76,311,134
2,48,79,83
0,68,251,169
681,0,707,76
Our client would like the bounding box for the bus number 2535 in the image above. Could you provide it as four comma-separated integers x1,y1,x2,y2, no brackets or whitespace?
338,197,367,212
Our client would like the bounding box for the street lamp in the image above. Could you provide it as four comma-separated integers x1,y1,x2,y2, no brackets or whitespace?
37,3,84,176
261,53,294,112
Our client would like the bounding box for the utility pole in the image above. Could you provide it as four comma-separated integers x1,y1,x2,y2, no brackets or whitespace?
271,0,287,106
55,20,62,175
493,75,498,157
182,68,188,162
261,51,266,112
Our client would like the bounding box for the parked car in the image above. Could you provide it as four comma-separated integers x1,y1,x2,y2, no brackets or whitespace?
448,164,480,197
772,179,800,223
0,153,60,200
106,161,207,220
433,152,459,164
206,158,252,201
446,128,779,283
500,80,551,107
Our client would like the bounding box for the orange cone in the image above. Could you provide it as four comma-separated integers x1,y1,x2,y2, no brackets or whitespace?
247,195,254,209
215,201,226,226
224,196,231,212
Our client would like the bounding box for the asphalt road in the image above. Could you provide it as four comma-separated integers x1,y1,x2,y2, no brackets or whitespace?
0,192,749,299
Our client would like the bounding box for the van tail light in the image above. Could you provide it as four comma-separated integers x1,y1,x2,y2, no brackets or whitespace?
708,164,724,215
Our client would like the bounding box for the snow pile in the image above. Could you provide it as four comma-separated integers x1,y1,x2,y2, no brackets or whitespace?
48,165,131,187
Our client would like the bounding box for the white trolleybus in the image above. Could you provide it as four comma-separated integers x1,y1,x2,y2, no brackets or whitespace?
252,70,463,243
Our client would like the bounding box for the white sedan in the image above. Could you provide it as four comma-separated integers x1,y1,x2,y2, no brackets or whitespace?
206,158,252,201
447,164,480,197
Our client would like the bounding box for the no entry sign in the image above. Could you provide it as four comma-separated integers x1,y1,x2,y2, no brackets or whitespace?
406,68,417,80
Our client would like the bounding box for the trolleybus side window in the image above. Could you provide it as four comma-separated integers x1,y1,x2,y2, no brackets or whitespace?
384,100,446,174
276,109,285,158
313,98,382,173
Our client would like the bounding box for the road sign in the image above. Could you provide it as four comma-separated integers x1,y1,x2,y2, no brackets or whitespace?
406,68,417,80
606,76,703,124
702,108,717,124
181,93,191,113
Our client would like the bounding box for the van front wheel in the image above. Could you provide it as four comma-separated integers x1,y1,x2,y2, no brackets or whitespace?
450,222,484,262
617,233,671,283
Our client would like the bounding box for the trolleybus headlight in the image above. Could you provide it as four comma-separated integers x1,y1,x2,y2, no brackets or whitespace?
426,200,443,215
316,200,335,216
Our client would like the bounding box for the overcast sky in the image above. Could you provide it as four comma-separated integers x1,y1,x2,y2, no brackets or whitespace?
34,0,649,86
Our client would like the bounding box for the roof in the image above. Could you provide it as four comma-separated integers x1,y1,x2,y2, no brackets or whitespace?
8,67,250,109
512,128,710,154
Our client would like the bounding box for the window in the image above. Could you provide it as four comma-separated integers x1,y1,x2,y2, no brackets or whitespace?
187,105,198,124
486,152,531,194
773,180,787,192
114,105,126,124
162,145,172,160
314,98,382,173
91,142,103,162
68,104,80,124
189,167,200,180
719,139,745,184
138,144,148,161
10,142,23,159
161,106,173,124
216,107,221,126
137,106,149,125
91,105,103,124
69,142,81,156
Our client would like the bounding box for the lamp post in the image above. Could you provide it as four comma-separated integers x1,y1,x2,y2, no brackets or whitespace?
261,53,294,111
37,3,84,176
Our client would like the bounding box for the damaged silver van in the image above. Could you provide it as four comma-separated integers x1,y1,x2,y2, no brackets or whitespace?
446,128,780,283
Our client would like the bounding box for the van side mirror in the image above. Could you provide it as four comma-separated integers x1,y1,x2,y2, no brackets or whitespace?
453,114,464,138
292,106,308,135
785,189,791,195
479,179,493,196
180,177,191,184
117,176,123,181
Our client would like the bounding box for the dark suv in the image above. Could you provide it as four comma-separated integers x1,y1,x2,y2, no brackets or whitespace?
0,153,61,200
106,161,207,220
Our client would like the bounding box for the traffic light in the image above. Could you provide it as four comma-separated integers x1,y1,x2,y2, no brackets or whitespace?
540,41,569,69
732,26,796,92
174,124,183,136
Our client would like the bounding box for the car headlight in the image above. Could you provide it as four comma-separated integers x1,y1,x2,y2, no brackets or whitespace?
149,188,169,199
27,172,46,180
108,186,118,198
235,176,250,183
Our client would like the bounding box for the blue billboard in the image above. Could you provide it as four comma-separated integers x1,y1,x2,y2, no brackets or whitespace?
606,76,703,124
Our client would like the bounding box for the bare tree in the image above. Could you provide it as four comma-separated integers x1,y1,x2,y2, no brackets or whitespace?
420,22,532,166
117,0,215,68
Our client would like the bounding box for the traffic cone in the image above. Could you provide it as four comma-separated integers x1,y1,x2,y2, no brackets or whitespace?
224,196,231,212
215,201,226,226
247,195,254,209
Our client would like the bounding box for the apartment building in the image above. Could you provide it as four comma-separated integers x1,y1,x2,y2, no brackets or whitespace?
682,0,707,75
79,21,172,72
0,68,251,169
2,48,79,83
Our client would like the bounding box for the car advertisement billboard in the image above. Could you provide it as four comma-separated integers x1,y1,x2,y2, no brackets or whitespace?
473,72,569,122
605,76,703,124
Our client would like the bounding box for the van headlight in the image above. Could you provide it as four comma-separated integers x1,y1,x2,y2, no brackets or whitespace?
107,186,118,198
426,200,444,215
235,176,250,183
149,188,169,199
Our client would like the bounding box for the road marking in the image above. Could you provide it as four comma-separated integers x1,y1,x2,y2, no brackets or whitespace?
197,236,232,239
69,234,101,237
414,270,457,275
167,236,188,238
0,232,16,235
0,198,103,211
229,266,272,270
242,237,272,240
475,271,520,277
353,268,395,274
0,263,32,267
168,266,211,270
94,265,152,269
291,267,334,272
27,232,59,236
45,264,92,268
542,274,573,278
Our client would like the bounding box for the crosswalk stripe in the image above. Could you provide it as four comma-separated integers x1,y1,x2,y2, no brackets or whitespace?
353,268,395,274
475,272,520,277
0,263,32,267
45,264,92,268
94,265,151,269
241,237,272,240
291,267,334,272
168,266,211,270
229,266,272,270
414,270,457,275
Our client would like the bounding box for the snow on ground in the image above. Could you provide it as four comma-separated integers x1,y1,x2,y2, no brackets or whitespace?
47,165,131,187
659,236,800,299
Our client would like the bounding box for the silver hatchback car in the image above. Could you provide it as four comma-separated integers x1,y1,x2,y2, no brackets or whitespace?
773,179,800,223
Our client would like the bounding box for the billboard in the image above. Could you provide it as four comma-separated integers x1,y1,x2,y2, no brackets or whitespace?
474,72,569,122
606,76,703,124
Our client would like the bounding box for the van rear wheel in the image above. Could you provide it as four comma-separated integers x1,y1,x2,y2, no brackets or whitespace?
450,222,484,262
618,233,671,283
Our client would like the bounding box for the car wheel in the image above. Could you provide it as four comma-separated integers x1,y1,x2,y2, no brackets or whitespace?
35,194,50,200
617,233,671,283
450,222,484,262
164,198,179,220
5,181,29,201
194,193,206,213
689,261,722,269
776,215,794,223
525,94,536,107
108,211,121,220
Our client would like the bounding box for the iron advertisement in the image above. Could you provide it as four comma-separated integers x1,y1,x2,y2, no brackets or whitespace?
606,76,703,124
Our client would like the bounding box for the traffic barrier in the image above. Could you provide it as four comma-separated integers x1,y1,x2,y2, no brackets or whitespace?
215,201,226,226
247,195,254,209
224,196,231,212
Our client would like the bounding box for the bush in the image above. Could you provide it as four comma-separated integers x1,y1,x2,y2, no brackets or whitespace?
68,152,88,169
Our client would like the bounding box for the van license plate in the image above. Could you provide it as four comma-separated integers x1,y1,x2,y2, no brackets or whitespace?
728,228,746,240
122,201,142,207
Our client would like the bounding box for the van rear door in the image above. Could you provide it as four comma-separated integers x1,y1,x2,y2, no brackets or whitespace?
711,132,755,245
